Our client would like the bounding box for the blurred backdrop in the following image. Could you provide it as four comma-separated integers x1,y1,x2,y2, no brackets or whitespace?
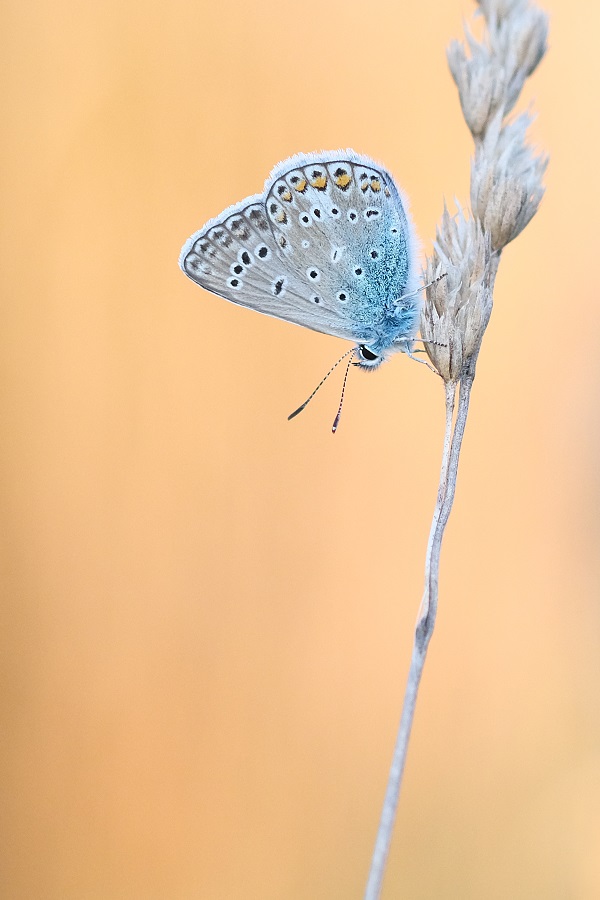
2,0,600,897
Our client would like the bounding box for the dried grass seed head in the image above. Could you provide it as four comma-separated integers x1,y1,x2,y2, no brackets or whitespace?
447,36,507,138
421,207,493,382
476,0,527,20
452,2,548,130
470,112,547,251
488,5,549,109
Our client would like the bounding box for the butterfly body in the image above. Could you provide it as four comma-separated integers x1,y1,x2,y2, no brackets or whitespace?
179,150,420,369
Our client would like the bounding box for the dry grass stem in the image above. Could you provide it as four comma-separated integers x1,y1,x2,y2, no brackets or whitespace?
365,1,548,897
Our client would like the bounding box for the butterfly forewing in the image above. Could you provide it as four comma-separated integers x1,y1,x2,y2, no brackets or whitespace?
264,156,416,339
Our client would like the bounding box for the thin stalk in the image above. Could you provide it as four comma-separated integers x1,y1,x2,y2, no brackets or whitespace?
361,0,544,888
364,381,457,900
364,351,487,899
424,373,474,630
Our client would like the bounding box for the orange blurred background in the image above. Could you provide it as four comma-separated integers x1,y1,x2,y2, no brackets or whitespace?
2,0,599,897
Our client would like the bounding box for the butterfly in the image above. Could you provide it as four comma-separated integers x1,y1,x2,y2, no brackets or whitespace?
179,150,425,426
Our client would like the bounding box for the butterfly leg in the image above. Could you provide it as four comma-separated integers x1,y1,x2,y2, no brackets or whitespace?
404,346,438,374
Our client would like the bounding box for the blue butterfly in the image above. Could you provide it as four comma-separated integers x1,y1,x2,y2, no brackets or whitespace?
179,150,424,427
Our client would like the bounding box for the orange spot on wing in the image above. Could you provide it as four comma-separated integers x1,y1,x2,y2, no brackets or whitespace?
335,173,352,188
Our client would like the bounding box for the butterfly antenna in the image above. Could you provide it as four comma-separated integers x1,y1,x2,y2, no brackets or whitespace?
288,347,355,422
393,272,447,305
331,352,354,434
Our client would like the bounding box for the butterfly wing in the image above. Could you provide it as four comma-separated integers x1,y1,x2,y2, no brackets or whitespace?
264,150,420,342
179,193,360,342
179,150,419,345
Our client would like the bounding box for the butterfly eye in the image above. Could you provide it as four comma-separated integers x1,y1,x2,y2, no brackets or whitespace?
358,345,379,362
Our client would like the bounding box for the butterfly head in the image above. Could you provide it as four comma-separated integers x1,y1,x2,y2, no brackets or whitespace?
355,344,385,370
354,325,419,370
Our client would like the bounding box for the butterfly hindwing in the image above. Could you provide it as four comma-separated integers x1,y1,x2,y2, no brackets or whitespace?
180,195,359,341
